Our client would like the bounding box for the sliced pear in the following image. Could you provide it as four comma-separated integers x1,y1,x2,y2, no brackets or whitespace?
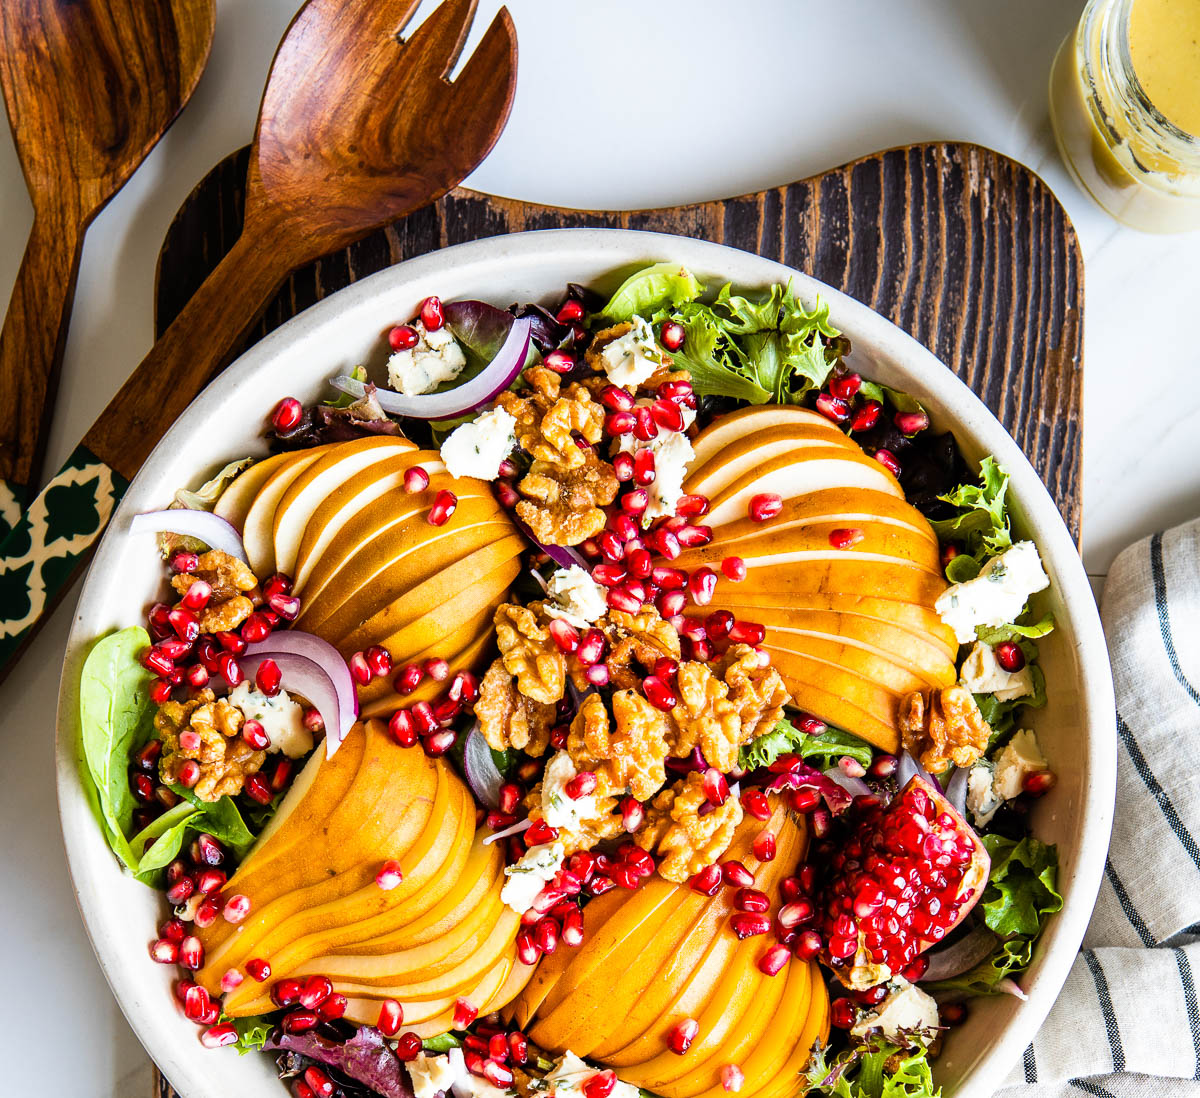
294,450,443,593
272,437,417,579
240,447,337,576
685,426,856,500
213,450,321,531
689,405,847,468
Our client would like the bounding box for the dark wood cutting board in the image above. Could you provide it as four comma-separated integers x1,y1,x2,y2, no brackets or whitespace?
151,139,1082,1097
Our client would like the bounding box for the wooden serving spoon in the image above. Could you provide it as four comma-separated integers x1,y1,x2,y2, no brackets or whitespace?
0,0,517,675
0,0,215,512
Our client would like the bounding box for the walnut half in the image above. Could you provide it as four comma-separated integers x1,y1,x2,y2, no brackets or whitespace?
899,684,992,772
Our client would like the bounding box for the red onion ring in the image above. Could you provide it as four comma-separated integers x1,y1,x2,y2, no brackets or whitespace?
331,317,532,420
239,651,346,759
462,724,504,809
129,509,247,563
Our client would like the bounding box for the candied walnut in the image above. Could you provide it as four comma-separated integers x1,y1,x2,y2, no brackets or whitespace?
899,684,992,772
475,659,555,756
668,645,790,772
566,691,672,802
156,688,265,802
636,771,743,883
514,451,619,547
171,549,259,634
496,367,605,470
643,367,692,390
716,645,790,743
600,607,682,690
494,603,565,705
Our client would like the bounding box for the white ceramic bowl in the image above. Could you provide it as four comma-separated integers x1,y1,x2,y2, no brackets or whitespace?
56,229,1116,1098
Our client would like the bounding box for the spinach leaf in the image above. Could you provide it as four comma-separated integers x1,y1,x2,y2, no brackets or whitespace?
78,627,157,871
598,262,704,322
132,801,199,884
975,613,1055,645
422,1032,463,1053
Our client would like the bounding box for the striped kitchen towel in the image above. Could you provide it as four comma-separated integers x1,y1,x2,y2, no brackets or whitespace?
996,519,1200,1098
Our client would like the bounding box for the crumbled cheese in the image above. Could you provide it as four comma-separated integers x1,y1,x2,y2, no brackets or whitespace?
599,316,665,388
543,1051,639,1098
959,640,1035,701
544,566,608,628
850,979,940,1046
541,751,600,832
992,729,1048,800
934,541,1050,644
440,407,517,480
407,1048,515,1098
407,1048,466,1098
966,761,1002,827
387,320,467,396
643,430,695,521
227,682,313,758
500,841,564,914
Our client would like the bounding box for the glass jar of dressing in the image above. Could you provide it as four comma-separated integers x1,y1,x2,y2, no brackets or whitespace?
1049,0,1200,232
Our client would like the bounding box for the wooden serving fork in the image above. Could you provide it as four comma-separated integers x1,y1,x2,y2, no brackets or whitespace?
0,0,517,675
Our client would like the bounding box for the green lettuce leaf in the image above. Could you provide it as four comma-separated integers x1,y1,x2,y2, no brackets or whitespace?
928,457,1012,573
857,381,927,417
805,1036,941,1098
975,613,1055,645
739,718,873,772
599,262,704,321
921,934,1035,997
422,1032,463,1053
229,1015,275,1054
78,627,158,871
980,834,1063,938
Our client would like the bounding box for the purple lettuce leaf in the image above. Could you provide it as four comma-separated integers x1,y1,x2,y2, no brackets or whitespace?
266,1025,414,1098
763,762,853,814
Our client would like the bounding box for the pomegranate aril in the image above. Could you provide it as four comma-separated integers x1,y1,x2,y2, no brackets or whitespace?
592,562,627,587
830,372,862,400
632,407,658,442
600,384,635,412
376,859,404,890
730,912,770,938
166,875,195,906
179,935,204,970
620,796,645,832
650,398,685,432
271,397,303,433
667,1018,699,1055
721,556,747,582
388,709,418,747
419,296,444,330
752,830,777,861
388,323,419,350
548,618,580,653
656,589,687,618
642,674,677,711
778,899,814,928
994,640,1026,672
424,729,457,756
874,448,901,476
244,773,272,804
543,349,576,374
621,488,649,515
941,1002,969,1026
829,527,864,549
516,929,541,965
793,929,823,959
200,1023,238,1049
577,629,606,666
721,860,754,887
453,998,478,1030
403,466,430,494
728,620,765,645
485,1062,516,1089
243,957,271,982
561,906,585,947
534,917,560,954
850,400,882,432
374,999,403,1036
605,411,636,436
701,768,729,807
223,894,252,923
815,392,850,423
660,320,686,350
526,819,560,845
428,489,458,526
565,771,598,799
196,868,226,896
1024,770,1056,796
304,1066,335,1098
741,788,771,821
893,410,930,435
830,998,857,1029
757,944,791,977
688,567,718,606
149,938,179,964
734,888,769,913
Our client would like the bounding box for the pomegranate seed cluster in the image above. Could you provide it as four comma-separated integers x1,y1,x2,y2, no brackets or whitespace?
816,780,984,984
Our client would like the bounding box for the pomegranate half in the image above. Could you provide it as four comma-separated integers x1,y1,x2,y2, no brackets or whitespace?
817,776,989,989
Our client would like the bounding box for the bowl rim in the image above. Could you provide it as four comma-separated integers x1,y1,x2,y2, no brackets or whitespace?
55,227,1116,1098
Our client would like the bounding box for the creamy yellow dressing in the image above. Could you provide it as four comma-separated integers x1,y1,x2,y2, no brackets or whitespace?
1128,0,1200,135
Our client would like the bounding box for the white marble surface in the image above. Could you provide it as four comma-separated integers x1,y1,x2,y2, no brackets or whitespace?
1,0,1197,1093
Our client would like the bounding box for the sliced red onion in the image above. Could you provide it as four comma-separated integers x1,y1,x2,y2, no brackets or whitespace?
330,317,532,420
823,766,872,800
996,978,1028,1001
483,817,532,846
765,763,852,814
239,652,345,759
463,724,504,809
243,632,357,756
129,509,247,563
944,766,969,817
897,750,942,793
921,923,998,981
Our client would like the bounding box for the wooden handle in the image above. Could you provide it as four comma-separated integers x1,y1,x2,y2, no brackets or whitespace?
0,444,127,678
84,222,288,482
0,211,85,500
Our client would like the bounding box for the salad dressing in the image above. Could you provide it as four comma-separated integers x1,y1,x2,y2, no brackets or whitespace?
1128,0,1200,136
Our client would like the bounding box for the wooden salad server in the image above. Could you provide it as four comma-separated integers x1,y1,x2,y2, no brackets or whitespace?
0,0,517,676
0,0,215,519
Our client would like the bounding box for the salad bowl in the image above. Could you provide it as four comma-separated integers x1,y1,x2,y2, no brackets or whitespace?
55,228,1115,1098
